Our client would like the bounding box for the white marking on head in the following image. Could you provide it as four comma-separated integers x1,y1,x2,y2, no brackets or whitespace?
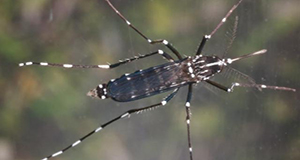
98,65,110,69
95,127,102,132
99,84,103,88
72,140,81,147
40,62,48,66
161,100,167,105
19,63,24,66
63,64,73,68
158,50,163,54
26,62,33,65
163,40,169,45
52,151,63,157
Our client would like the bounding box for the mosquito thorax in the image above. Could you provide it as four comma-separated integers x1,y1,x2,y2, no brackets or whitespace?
188,55,226,81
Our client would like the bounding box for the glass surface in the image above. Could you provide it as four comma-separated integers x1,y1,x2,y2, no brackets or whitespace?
0,0,299,160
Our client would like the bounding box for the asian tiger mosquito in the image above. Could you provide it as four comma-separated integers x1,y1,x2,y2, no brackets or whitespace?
19,0,296,160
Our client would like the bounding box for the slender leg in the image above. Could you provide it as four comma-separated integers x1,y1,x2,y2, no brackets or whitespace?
19,50,174,69
196,0,243,55
40,88,179,160
105,0,183,60
205,80,296,92
185,84,194,160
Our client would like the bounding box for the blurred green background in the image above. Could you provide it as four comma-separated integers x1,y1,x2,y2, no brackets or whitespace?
0,0,299,160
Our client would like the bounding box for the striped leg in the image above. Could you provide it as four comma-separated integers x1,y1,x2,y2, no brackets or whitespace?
19,50,174,69
41,88,179,160
105,0,183,60
228,83,296,92
196,0,243,55
205,80,296,92
185,84,194,160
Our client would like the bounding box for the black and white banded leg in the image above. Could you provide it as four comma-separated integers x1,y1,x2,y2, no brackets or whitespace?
41,88,179,160
19,50,175,69
196,0,243,55
185,84,194,160
205,80,296,92
105,0,183,60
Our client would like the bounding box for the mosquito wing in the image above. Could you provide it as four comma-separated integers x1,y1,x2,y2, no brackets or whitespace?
107,61,188,102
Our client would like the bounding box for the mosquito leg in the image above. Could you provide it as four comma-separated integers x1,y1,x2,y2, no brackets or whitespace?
205,80,296,92
229,82,296,92
19,50,175,69
196,0,243,55
40,88,179,160
185,84,194,160
105,0,182,60
205,80,230,92
195,36,209,56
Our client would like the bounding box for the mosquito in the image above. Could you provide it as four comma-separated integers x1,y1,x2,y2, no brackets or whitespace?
19,0,296,160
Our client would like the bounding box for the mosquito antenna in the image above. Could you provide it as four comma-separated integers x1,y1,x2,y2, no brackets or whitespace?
222,16,239,58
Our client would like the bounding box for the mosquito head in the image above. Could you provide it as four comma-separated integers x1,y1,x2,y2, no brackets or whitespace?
87,84,109,99
222,49,267,65
87,88,98,98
